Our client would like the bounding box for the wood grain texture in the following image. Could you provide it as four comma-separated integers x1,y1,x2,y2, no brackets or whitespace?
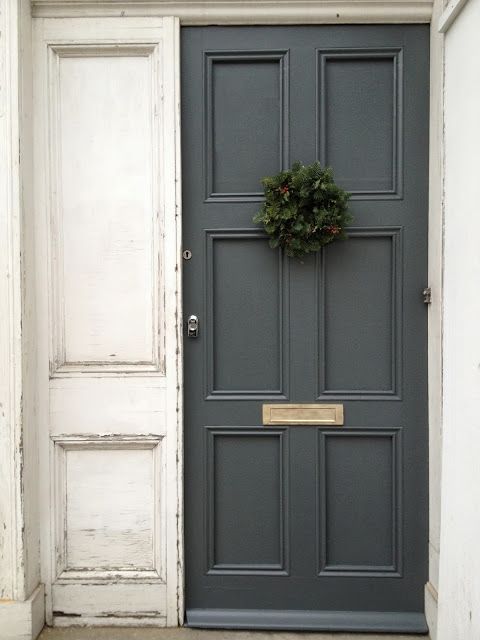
34,17,182,626
50,377,167,435
0,0,27,603
48,43,163,374
53,436,163,577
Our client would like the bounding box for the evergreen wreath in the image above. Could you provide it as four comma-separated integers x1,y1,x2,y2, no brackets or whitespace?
253,161,352,258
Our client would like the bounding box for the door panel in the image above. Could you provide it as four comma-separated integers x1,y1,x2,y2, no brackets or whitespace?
319,229,402,396
318,49,401,196
207,429,288,573
182,25,429,632
206,232,286,396
318,430,400,573
34,17,181,626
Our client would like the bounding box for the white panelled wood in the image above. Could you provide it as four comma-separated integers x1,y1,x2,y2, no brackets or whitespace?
50,377,167,434
48,43,163,374
52,436,164,579
51,582,167,626
34,16,182,627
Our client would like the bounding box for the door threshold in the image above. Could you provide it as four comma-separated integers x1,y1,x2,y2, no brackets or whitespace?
186,609,429,634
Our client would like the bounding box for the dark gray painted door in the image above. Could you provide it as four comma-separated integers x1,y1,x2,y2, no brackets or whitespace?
182,26,429,633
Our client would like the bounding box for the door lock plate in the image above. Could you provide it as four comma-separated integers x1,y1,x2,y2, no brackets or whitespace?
187,315,199,338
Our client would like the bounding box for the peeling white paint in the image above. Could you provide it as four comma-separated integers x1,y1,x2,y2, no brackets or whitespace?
33,17,182,626
0,1,44,635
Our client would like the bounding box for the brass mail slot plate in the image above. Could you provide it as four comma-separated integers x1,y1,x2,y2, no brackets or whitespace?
262,403,344,426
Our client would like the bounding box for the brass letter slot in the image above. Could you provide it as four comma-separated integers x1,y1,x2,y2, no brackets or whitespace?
262,403,344,426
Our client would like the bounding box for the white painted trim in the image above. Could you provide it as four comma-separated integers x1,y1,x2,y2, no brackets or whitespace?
0,2,44,634
0,585,45,640
425,581,439,640
163,16,185,626
32,0,434,22
426,5,445,638
0,0,26,604
438,0,470,32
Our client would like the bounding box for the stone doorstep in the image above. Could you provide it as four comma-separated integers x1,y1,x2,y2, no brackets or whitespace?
38,627,430,640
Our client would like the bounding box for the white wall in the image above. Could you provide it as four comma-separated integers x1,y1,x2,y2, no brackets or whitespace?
438,0,480,636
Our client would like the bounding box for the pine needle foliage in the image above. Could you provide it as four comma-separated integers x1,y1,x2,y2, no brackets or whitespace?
253,161,352,258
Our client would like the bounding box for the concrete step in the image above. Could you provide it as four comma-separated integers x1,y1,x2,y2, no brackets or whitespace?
39,626,430,640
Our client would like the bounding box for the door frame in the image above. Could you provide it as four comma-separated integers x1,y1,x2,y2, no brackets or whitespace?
0,0,443,634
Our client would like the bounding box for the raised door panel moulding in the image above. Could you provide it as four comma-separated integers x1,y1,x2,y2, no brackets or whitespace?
52,435,165,581
205,230,289,400
204,51,289,202
46,42,165,375
316,48,403,200
205,428,289,575
317,429,402,577
317,227,403,400
31,0,434,24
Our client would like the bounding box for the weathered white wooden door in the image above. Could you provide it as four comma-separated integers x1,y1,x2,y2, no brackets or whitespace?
34,17,182,626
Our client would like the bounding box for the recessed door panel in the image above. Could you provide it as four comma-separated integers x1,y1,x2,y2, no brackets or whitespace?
317,49,402,197
206,429,287,572
318,430,401,574
207,231,286,397
319,229,401,397
205,53,288,200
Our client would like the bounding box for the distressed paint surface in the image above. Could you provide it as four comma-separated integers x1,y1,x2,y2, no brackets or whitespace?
34,17,182,626
50,378,167,434
0,0,45,635
58,53,157,366
0,0,24,603
65,448,155,571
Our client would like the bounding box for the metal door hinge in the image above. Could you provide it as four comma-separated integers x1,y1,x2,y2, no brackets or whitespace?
423,287,432,305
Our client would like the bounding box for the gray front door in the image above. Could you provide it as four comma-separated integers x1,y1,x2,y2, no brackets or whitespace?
182,26,429,633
